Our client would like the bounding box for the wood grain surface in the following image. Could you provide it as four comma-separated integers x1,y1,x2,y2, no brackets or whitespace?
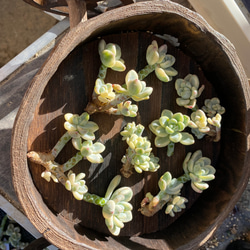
11,1,250,249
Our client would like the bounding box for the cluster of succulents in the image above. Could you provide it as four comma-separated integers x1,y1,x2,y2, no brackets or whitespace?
0,215,29,249
139,150,215,216
27,39,225,236
120,122,160,178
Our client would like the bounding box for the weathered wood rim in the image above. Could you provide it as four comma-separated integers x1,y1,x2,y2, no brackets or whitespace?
11,1,250,249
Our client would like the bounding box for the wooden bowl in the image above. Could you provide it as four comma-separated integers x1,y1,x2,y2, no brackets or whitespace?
11,1,250,249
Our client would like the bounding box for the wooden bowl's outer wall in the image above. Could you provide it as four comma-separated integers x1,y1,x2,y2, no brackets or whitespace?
11,1,250,250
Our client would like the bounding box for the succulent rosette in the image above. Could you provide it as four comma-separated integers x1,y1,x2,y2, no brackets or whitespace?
122,134,160,174
113,70,153,102
202,97,225,117
120,122,144,140
189,109,210,139
208,113,222,128
98,39,126,72
102,175,133,236
146,40,178,82
41,170,58,183
65,170,88,200
139,171,185,217
64,112,99,141
175,74,205,109
72,139,105,163
158,171,183,195
149,109,194,156
116,101,138,117
120,123,160,177
183,150,216,193
94,78,116,103
165,195,188,217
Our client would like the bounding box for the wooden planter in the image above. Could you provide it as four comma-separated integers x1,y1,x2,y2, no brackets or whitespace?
11,1,250,249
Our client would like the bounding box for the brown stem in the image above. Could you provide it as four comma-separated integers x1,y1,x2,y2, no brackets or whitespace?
120,160,134,178
27,151,67,184
139,195,168,217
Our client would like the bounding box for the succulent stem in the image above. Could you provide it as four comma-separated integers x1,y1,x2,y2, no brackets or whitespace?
120,152,134,178
98,64,108,80
51,132,71,158
138,64,156,80
62,152,83,172
83,193,107,207
167,142,175,157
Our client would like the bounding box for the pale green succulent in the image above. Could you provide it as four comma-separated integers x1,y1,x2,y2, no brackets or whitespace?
41,170,59,183
98,39,126,72
1,223,29,249
65,170,88,200
175,74,205,109
113,70,153,102
122,134,160,174
64,112,99,141
72,139,105,163
102,175,133,236
120,122,144,140
165,195,188,217
149,109,194,156
139,171,186,217
189,109,210,133
189,109,210,139
116,101,138,117
202,97,225,117
183,150,216,193
158,171,183,195
146,40,178,82
208,113,222,128
94,78,116,103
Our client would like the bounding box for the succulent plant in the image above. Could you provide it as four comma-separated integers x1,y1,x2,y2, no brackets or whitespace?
94,78,116,103
208,113,222,128
139,171,185,217
120,123,160,178
65,170,88,200
102,175,133,236
72,139,105,164
120,122,144,140
0,216,29,249
41,170,59,183
149,109,194,156
182,150,216,193
142,40,178,82
189,109,210,133
64,112,99,141
98,39,126,72
165,195,188,217
188,109,210,139
175,74,205,109
115,101,138,117
202,97,225,117
113,70,153,102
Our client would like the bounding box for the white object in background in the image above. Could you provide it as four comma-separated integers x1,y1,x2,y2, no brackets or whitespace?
188,0,250,78
0,17,70,83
